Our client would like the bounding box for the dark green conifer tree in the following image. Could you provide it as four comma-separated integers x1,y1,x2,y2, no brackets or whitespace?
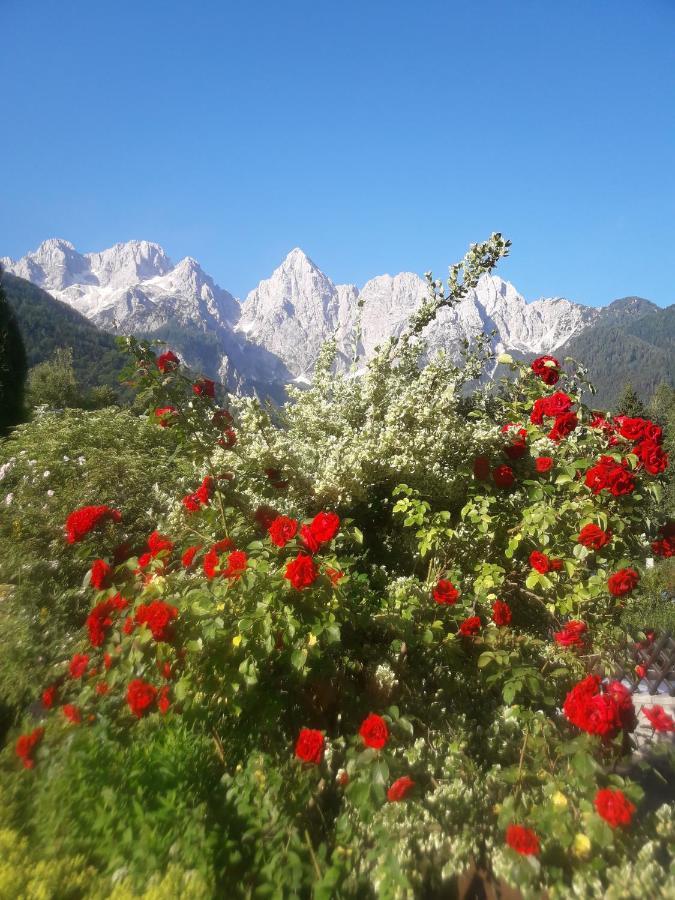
0,266,28,429
615,381,646,417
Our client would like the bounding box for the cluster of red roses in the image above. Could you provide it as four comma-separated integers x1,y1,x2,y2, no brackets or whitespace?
530,355,561,386
651,521,675,558
182,476,214,512
553,620,588,650
127,678,170,718
15,727,44,769
563,675,636,739
529,550,563,574
506,785,636,857
431,579,512,633
530,390,579,442
295,713,415,802
87,593,128,646
642,705,675,733
65,504,121,544
265,511,342,590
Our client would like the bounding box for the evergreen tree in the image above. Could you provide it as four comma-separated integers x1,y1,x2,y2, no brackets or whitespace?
615,381,646,417
26,347,82,409
0,265,28,429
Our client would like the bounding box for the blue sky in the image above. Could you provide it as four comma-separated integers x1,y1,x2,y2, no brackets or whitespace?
1,0,674,306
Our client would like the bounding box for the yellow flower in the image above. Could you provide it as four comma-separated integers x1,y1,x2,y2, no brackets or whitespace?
572,833,591,859
307,633,318,647
232,635,242,647
497,352,514,365
552,791,568,809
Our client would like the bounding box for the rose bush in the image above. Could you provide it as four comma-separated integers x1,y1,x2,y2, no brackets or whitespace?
0,234,673,898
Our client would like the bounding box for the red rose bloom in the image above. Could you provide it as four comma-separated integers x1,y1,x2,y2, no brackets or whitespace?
548,412,578,441
325,567,344,586
543,391,573,416
284,553,318,589
387,776,415,802
300,524,321,553
182,477,214,513
459,615,481,637
531,355,560,385
617,417,662,443
634,440,668,475
503,427,528,460
158,686,171,714
87,598,121,647
491,600,512,626
95,681,109,696
606,680,637,732
181,545,201,568
192,377,216,398
359,713,389,749
15,727,44,769
562,676,631,738
69,654,89,679
433,579,459,605
135,600,178,642
42,684,57,709
295,727,325,764
268,515,299,548
529,550,550,574
642,705,675,733
473,455,491,481
62,704,81,724
585,456,635,496
218,427,237,449
154,406,178,428
505,824,540,856
608,567,639,597
90,559,113,590
127,679,158,718
156,350,180,373
492,464,515,489
550,558,563,571
65,505,121,544
309,511,340,544
594,789,636,828
223,550,248,579
578,524,612,551
535,457,554,473
554,620,587,649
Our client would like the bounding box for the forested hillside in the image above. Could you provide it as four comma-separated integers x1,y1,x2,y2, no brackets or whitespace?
1,273,127,392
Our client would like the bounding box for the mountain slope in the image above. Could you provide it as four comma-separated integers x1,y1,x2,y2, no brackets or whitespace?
1,272,128,393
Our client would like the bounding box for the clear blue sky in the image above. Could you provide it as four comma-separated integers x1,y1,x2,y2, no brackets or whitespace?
1,0,674,306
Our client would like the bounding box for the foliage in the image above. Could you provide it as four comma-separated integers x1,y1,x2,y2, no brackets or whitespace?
0,267,27,430
1,234,674,898
615,382,646,418
0,407,191,720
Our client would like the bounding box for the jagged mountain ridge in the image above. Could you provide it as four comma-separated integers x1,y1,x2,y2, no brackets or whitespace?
2,239,666,397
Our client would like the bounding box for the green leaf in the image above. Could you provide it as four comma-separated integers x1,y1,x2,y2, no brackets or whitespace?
291,649,307,670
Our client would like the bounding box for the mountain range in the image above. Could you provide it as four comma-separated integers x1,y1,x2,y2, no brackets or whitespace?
2,239,673,406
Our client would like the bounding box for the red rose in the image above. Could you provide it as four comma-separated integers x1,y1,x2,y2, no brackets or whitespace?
203,539,237,579
531,355,560,385
223,550,248,579
218,427,237,449
544,391,573,415
65,505,121,544
300,524,321,553
606,680,637,732
62,704,81,724
69,654,89,679
268,515,298,548
459,615,481,637
95,681,109,696
651,523,675,558
529,551,550,574
154,406,178,428
433,579,459,605
492,464,515,489
156,350,180,373
634,440,668,475
158,686,171,714
617,417,662,443
473,455,491,481
127,679,157,718
254,505,279,530
530,398,546,425
554,620,587,649
503,427,527,460
608,567,639,597
562,676,627,738
578,524,611,551
535,457,554,473
192,377,216,398
181,545,201,568
284,553,318,589
295,727,325,764
135,600,178,642
309,511,340,544
325,567,344,586
491,600,512,626
86,598,122,647
359,713,389,749
548,412,578,441
90,559,113,590
15,727,44,769
505,824,540,856
585,456,635,496
42,684,57,709
642,705,675,733
550,558,563,571
594,789,636,828
387,776,415,802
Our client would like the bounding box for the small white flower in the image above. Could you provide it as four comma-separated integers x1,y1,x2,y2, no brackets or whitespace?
4,493,14,506
77,456,86,465
43,470,50,478
47,489,55,497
